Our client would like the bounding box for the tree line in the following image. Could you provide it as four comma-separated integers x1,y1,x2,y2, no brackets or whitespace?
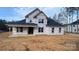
0,19,8,32
65,7,79,33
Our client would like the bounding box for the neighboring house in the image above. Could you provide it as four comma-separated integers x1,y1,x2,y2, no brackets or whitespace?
65,20,79,33
6,8,64,37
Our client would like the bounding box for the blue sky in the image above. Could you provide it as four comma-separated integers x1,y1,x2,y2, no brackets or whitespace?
0,7,62,21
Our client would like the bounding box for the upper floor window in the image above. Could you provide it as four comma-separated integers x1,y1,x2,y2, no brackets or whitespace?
39,19,44,23
73,25,75,27
16,27,23,32
30,20,32,23
38,27,43,32
52,28,54,33
74,29,76,32
59,28,61,33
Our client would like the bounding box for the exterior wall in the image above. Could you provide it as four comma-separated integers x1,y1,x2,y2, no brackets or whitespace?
33,13,48,35
25,12,48,35
25,10,40,23
12,27,28,36
45,27,64,35
33,27,64,35
25,12,47,24
12,26,64,36
66,24,79,33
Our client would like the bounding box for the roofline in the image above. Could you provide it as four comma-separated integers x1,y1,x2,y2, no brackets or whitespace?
25,8,40,18
33,11,48,18
46,24,64,27
6,24,37,27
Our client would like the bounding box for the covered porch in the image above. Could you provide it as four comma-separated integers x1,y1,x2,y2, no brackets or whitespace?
7,23,37,37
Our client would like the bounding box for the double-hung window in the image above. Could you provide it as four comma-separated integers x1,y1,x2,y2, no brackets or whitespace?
52,28,54,33
38,27,43,32
59,28,61,33
16,27,23,32
39,19,44,23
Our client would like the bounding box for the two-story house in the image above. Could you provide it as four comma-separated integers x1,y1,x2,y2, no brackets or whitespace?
6,8,64,37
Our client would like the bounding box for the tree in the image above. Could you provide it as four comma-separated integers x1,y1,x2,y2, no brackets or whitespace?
0,19,8,32
57,8,68,24
53,14,58,21
65,7,76,32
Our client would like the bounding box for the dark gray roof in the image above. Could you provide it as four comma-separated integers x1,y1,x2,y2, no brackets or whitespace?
6,19,37,26
47,18,64,27
6,18,63,27
70,20,79,25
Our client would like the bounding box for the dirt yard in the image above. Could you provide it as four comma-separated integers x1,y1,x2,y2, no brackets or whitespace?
0,32,79,51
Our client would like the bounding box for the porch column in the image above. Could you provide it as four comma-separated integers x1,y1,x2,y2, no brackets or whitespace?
8,27,11,32
12,27,16,35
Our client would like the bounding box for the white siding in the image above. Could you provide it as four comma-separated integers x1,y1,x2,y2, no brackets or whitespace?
33,13,48,35
12,27,28,36
25,10,40,23
66,24,79,33
45,27,64,35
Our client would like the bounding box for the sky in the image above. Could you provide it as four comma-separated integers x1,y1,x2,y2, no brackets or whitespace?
0,7,62,21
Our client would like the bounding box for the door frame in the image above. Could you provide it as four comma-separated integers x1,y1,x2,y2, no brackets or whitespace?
28,27,34,34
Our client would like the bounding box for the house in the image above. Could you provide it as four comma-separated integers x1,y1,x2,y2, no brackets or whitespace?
66,20,79,33
6,8,64,37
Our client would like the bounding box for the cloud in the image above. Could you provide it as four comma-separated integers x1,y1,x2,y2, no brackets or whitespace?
14,7,61,18
40,7,62,17
0,7,61,21
14,7,35,18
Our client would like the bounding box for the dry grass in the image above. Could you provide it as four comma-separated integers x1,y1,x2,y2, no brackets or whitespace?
0,32,79,51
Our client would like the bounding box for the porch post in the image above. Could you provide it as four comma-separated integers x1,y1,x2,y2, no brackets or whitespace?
12,27,16,35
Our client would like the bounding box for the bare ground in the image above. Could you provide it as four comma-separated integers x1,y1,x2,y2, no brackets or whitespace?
0,32,79,51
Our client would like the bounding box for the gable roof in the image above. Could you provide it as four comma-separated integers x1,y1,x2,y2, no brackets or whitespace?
47,18,64,27
33,11,48,18
6,8,63,27
70,20,79,25
25,8,40,18
6,18,63,27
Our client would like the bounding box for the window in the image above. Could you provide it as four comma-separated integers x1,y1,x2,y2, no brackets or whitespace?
78,28,79,31
73,25,75,27
74,29,76,32
52,28,54,33
39,19,44,23
20,27,23,32
38,27,43,32
16,27,23,32
30,20,32,23
59,28,61,33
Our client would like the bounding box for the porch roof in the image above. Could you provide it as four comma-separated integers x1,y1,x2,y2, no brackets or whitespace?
6,21,37,27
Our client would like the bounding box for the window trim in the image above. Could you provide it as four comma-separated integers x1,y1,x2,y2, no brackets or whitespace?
16,27,23,32
73,25,75,27
59,28,61,33
52,28,54,33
